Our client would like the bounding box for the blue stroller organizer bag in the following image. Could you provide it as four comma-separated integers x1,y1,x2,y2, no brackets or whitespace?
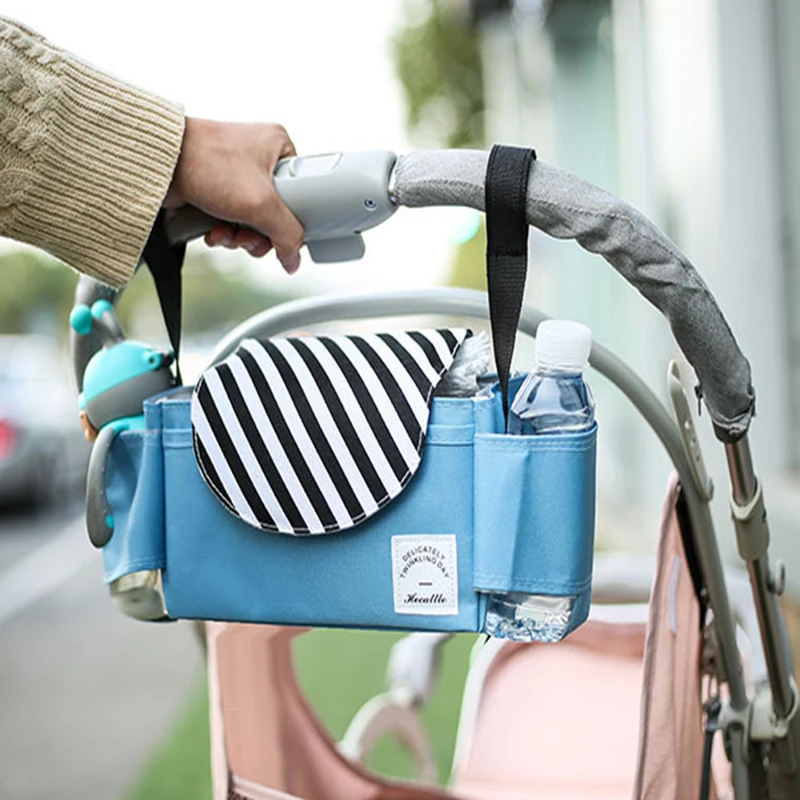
91,144,597,635
100,329,597,634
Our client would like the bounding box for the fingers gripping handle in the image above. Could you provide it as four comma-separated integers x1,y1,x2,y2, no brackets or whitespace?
164,150,398,263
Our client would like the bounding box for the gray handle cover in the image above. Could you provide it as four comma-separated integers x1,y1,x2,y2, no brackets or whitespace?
392,150,755,440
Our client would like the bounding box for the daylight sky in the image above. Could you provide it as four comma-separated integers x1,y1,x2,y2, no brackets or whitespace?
5,1,468,294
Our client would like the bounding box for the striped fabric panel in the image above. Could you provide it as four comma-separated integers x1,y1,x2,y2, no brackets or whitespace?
191,329,469,535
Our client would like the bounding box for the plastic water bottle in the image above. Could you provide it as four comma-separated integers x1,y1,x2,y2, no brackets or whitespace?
484,319,595,643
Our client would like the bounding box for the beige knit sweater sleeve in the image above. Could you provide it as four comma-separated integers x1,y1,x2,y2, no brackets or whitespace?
0,18,185,287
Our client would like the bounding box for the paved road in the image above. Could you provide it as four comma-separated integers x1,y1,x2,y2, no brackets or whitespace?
0,500,203,800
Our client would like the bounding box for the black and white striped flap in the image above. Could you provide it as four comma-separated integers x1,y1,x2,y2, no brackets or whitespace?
191,329,470,535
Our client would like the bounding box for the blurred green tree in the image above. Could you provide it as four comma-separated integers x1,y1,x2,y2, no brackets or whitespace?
391,1,485,149
448,218,487,290
391,1,487,288
0,248,296,338
0,249,78,335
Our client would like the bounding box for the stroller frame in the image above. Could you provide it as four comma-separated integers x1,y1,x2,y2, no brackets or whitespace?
71,147,799,798
203,286,797,798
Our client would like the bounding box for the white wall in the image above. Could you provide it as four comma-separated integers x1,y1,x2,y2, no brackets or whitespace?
641,0,800,594
478,0,800,589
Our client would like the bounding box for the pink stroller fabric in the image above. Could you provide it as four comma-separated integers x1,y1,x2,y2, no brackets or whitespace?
449,619,646,799
633,474,713,799
206,474,727,800
207,623,458,800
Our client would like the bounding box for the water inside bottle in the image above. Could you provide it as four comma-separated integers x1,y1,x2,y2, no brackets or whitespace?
508,370,594,435
484,593,576,643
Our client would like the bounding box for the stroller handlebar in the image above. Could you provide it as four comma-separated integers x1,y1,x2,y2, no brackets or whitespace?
393,149,755,442
163,147,754,441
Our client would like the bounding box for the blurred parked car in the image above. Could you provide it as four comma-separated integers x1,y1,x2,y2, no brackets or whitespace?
0,334,90,507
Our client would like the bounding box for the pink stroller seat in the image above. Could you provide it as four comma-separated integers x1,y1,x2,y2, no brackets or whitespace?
450,619,645,800
208,622,458,800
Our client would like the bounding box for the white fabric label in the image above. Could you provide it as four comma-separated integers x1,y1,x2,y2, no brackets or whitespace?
391,535,459,616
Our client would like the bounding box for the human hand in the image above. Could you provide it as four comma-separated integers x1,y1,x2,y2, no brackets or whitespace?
163,118,304,273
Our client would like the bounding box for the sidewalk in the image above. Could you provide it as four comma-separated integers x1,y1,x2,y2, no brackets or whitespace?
0,559,202,800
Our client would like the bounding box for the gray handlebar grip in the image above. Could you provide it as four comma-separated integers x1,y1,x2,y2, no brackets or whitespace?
162,206,218,245
163,150,398,263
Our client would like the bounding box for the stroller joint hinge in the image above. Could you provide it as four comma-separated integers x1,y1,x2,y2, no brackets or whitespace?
750,678,800,743
722,678,800,766
731,479,769,561
720,699,752,763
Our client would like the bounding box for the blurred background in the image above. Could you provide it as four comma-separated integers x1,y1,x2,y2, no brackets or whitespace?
1,0,799,797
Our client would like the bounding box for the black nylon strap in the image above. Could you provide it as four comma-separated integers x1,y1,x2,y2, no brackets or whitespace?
675,486,708,627
485,144,536,425
142,209,186,385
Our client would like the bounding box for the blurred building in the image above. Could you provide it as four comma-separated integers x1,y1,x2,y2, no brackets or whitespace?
465,0,800,591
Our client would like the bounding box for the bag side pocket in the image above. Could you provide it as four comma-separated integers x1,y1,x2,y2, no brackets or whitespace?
473,425,597,597
102,429,166,583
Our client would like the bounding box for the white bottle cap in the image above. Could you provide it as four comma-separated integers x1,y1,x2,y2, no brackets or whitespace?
535,320,592,372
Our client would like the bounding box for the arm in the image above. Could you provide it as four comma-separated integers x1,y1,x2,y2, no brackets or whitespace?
0,17,183,287
0,17,303,286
